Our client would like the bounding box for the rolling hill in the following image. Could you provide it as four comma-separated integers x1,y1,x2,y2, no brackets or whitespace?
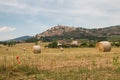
36,25,120,42
10,36,31,41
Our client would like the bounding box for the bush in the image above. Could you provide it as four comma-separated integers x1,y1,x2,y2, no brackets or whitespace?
7,41,16,47
88,43,95,47
47,41,58,48
80,42,88,47
112,42,120,47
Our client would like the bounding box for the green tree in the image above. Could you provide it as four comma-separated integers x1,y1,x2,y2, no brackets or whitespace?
7,41,16,47
47,41,58,48
25,37,38,43
80,42,88,47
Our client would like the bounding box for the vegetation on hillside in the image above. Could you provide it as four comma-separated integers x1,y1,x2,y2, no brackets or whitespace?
25,37,39,43
36,25,120,42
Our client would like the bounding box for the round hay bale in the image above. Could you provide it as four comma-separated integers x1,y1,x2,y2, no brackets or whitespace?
22,48,26,51
32,45,41,53
60,47,64,52
96,41,111,52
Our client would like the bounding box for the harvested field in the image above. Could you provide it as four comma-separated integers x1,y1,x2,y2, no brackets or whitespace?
0,43,120,80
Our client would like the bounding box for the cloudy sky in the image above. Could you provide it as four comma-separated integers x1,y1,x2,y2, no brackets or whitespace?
0,0,120,41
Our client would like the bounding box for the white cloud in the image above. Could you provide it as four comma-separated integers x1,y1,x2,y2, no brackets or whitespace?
0,0,120,41
0,26,16,32
0,0,120,28
0,0,61,16
0,0,120,18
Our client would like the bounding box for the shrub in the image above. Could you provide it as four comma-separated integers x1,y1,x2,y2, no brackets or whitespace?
47,41,58,48
80,42,88,47
7,41,16,47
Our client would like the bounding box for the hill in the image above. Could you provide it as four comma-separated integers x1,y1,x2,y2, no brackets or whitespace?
10,36,31,41
36,25,76,38
36,25,120,42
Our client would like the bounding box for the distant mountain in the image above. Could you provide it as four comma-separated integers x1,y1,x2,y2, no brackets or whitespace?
10,36,31,41
36,25,120,41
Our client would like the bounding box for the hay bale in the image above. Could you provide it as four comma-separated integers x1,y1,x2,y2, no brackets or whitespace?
96,41,111,52
32,45,41,53
60,47,64,52
22,48,26,51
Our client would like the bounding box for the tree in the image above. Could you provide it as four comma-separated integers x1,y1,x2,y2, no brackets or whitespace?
25,37,38,43
80,42,88,47
47,41,58,48
7,41,16,47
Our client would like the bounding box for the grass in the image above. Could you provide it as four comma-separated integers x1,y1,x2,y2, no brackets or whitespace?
0,43,120,80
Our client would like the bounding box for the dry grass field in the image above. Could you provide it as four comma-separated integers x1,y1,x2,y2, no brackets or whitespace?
0,43,120,80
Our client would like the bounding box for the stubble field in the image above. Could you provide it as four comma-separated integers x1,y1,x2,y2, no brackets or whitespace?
0,43,120,80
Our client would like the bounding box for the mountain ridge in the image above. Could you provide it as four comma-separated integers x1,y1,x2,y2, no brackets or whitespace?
10,36,31,41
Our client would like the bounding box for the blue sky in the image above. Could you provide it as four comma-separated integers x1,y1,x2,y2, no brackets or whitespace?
0,0,120,41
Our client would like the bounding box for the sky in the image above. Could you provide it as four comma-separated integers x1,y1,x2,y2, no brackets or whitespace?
0,0,120,41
